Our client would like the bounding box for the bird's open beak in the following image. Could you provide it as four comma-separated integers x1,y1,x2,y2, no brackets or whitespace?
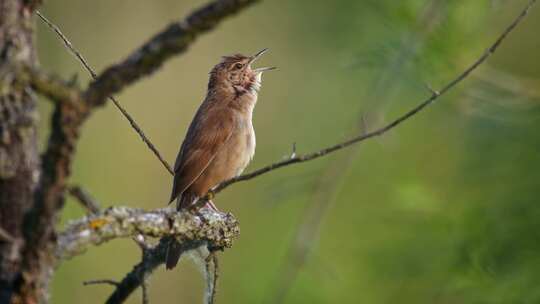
249,48,276,73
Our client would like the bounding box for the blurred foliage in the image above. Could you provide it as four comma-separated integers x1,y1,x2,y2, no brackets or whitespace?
35,0,540,303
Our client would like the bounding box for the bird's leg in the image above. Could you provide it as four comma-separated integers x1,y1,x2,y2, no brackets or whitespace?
201,189,219,211
205,200,219,212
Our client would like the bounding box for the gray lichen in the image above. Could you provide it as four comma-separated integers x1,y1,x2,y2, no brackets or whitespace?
56,206,239,261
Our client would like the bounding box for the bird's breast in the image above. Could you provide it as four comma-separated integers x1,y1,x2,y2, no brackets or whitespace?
231,117,255,176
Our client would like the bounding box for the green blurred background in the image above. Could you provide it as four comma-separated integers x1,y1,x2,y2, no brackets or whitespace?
35,0,540,303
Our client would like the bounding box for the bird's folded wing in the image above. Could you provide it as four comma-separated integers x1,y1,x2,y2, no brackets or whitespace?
169,110,234,203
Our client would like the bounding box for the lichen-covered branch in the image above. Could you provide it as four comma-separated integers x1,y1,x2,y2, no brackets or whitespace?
56,207,239,261
85,0,259,105
73,207,233,304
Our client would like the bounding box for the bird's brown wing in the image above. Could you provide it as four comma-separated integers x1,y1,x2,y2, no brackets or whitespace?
169,107,234,204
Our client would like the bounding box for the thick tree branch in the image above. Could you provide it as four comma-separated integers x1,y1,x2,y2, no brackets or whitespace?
211,0,538,196
85,0,260,106
56,207,239,261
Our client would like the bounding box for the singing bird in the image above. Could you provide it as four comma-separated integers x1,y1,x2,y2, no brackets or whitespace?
166,49,274,269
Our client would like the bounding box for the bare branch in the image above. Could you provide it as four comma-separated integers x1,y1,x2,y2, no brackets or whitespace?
85,0,260,106
36,11,174,175
67,185,101,214
211,0,538,196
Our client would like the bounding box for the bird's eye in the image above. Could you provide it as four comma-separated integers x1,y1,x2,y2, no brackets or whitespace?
234,63,244,70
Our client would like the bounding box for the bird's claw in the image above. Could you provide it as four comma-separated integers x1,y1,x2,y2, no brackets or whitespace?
206,190,215,200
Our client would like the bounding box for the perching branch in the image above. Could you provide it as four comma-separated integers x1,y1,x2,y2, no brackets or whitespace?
211,0,538,196
57,206,236,303
56,206,239,261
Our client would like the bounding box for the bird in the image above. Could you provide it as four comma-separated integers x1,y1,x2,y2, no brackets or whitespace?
165,49,275,269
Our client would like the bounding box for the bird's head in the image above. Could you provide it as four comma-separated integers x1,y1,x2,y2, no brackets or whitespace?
208,48,275,96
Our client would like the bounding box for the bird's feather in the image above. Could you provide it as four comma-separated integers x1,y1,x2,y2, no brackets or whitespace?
169,104,235,204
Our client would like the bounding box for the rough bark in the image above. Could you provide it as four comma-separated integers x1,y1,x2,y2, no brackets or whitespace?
0,0,40,303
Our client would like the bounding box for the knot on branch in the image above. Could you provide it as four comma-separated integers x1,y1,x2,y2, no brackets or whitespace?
56,206,239,261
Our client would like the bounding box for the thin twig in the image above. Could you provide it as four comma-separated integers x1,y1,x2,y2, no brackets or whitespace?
36,10,174,175
204,252,220,304
211,254,219,304
212,0,538,196
67,185,101,214
141,277,149,304
83,279,120,287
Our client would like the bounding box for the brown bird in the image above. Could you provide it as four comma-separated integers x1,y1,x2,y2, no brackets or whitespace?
166,49,274,269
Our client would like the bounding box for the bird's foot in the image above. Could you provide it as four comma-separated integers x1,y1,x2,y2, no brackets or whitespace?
204,200,220,212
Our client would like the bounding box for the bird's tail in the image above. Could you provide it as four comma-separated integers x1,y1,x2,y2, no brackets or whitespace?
165,238,183,270
165,193,197,270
